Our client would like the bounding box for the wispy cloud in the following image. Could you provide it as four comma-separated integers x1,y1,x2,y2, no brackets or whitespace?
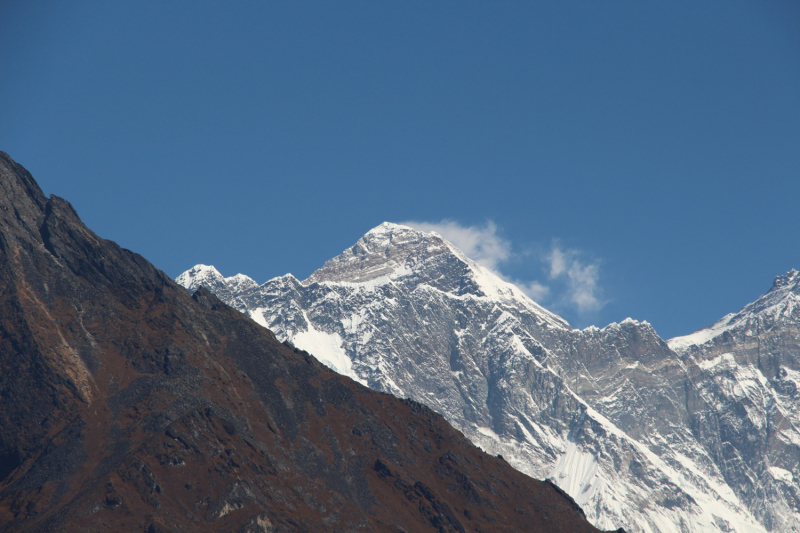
400,219,605,316
547,244,604,313
512,279,550,301
400,220,510,271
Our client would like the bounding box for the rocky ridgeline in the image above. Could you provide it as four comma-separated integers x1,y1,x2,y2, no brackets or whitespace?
179,222,800,532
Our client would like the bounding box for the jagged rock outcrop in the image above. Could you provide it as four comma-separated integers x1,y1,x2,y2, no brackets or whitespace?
0,152,606,533
179,222,799,532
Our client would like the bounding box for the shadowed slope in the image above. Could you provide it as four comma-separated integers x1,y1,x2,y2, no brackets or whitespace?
0,152,608,533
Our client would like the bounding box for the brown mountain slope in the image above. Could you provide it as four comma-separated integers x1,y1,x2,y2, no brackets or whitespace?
0,152,614,533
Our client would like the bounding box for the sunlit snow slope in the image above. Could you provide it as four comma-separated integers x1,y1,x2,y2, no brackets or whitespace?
178,223,799,533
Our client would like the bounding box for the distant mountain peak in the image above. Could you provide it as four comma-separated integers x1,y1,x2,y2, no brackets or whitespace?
304,222,444,285
668,268,800,353
175,264,258,294
178,263,223,280
301,222,569,329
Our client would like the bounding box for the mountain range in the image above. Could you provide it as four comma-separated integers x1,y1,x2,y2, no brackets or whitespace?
178,222,800,533
0,152,609,532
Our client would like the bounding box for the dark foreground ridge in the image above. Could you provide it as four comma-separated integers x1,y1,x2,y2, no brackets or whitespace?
0,152,612,532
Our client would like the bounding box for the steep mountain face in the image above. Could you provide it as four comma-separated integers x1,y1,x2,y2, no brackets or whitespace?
0,153,608,533
179,223,800,533
668,270,800,533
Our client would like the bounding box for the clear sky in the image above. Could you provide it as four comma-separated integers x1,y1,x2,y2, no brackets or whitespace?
2,1,799,338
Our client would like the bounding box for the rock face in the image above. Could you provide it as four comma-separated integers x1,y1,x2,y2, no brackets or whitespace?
179,222,800,532
668,270,800,533
0,153,607,533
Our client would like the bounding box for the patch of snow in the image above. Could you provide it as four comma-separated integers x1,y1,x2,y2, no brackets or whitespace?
476,426,500,440
549,441,605,506
366,221,414,236
768,466,793,483
247,307,270,329
668,313,738,352
697,352,737,372
290,313,366,385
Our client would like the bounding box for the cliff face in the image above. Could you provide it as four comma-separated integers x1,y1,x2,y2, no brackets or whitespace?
668,270,800,532
0,152,605,533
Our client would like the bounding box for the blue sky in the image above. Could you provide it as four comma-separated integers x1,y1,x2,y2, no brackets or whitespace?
2,1,799,338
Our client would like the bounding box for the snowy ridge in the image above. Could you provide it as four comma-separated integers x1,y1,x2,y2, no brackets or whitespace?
177,225,799,533
667,313,738,352
669,269,800,353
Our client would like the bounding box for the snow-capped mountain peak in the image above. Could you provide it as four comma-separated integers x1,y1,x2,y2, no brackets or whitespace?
175,264,224,290
176,226,799,533
304,221,569,330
